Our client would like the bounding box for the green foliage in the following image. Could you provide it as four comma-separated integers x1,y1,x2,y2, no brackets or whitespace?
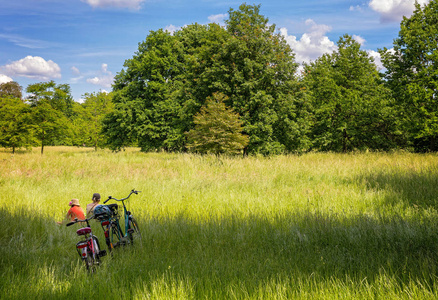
0,97,33,153
0,81,22,99
221,4,306,154
106,4,309,154
186,93,249,155
73,91,114,150
380,1,438,151
27,80,74,117
30,101,70,154
304,35,400,152
26,81,74,154
106,28,186,151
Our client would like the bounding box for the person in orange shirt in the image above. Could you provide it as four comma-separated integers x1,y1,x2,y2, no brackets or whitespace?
58,199,86,224
67,199,86,221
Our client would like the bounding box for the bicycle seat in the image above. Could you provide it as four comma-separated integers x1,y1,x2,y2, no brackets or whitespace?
76,227,92,236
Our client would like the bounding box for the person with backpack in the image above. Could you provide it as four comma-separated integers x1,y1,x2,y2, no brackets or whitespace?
86,193,101,217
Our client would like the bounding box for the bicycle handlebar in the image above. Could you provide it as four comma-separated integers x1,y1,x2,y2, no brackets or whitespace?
66,215,95,227
104,189,141,204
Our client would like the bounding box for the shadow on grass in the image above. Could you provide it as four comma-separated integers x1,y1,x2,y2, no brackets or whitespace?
356,169,438,210
2,204,437,298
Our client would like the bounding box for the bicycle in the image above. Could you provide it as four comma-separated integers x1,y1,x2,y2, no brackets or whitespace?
66,216,107,272
103,189,141,246
94,203,126,252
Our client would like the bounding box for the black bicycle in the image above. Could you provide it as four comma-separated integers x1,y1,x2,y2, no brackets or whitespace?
67,216,106,272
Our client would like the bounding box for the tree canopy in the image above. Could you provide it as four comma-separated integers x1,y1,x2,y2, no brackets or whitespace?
105,4,309,154
0,96,33,153
380,1,438,151
0,81,22,99
304,35,400,152
73,91,114,150
2,3,438,154
26,81,73,154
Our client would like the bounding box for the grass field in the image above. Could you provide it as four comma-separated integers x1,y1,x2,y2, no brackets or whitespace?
1,147,438,299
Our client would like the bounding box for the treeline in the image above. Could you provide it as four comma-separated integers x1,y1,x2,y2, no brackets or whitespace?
1,2,437,154
0,81,113,154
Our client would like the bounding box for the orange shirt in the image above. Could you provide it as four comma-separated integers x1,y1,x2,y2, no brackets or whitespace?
67,206,86,221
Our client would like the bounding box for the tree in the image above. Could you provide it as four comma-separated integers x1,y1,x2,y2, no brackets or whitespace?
304,35,399,152
27,81,74,117
186,93,249,155
26,81,73,154
0,97,33,153
220,4,304,154
380,1,438,151
0,81,22,99
74,91,114,150
107,4,308,154
106,28,187,151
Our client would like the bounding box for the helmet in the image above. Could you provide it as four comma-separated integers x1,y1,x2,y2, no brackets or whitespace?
93,205,112,220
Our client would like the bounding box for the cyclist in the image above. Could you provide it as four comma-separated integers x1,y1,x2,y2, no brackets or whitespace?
86,193,101,217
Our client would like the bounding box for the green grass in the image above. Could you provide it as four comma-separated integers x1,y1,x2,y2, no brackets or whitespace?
1,147,438,299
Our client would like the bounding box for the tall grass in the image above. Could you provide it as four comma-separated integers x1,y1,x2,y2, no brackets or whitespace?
1,147,438,299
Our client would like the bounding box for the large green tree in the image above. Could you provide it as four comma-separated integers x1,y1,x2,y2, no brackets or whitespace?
304,35,399,152
219,4,308,154
105,28,187,151
105,4,309,154
26,81,73,154
0,97,33,153
380,1,438,151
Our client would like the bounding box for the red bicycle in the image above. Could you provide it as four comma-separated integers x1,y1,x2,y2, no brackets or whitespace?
67,215,106,272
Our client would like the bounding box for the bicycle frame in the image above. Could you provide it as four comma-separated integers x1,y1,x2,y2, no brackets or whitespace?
67,216,106,271
98,210,125,250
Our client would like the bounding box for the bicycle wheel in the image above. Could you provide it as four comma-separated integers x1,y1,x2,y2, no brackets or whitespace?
128,217,141,244
104,229,113,252
109,222,123,248
85,249,96,272
92,236,105,258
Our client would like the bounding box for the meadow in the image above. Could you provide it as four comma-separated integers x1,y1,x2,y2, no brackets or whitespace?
1,147,438,299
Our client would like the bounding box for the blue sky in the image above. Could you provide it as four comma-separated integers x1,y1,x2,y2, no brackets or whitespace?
0,0,430,101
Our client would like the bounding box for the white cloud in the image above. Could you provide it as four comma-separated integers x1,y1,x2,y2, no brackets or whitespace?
349,5,364,12
208,14,227,25
101,63,108,73
369,0,430,22
353,35,366,46
86,63,114,88
0,56,61,80
367,50,383,70
368,48,395,70
164,24,180,35
81,0,145,9
280,19,337,64
0,74,13,84
0,34,60,49
71,66,80,75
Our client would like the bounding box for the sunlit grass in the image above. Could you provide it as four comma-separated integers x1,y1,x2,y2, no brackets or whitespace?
1,147,438,299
